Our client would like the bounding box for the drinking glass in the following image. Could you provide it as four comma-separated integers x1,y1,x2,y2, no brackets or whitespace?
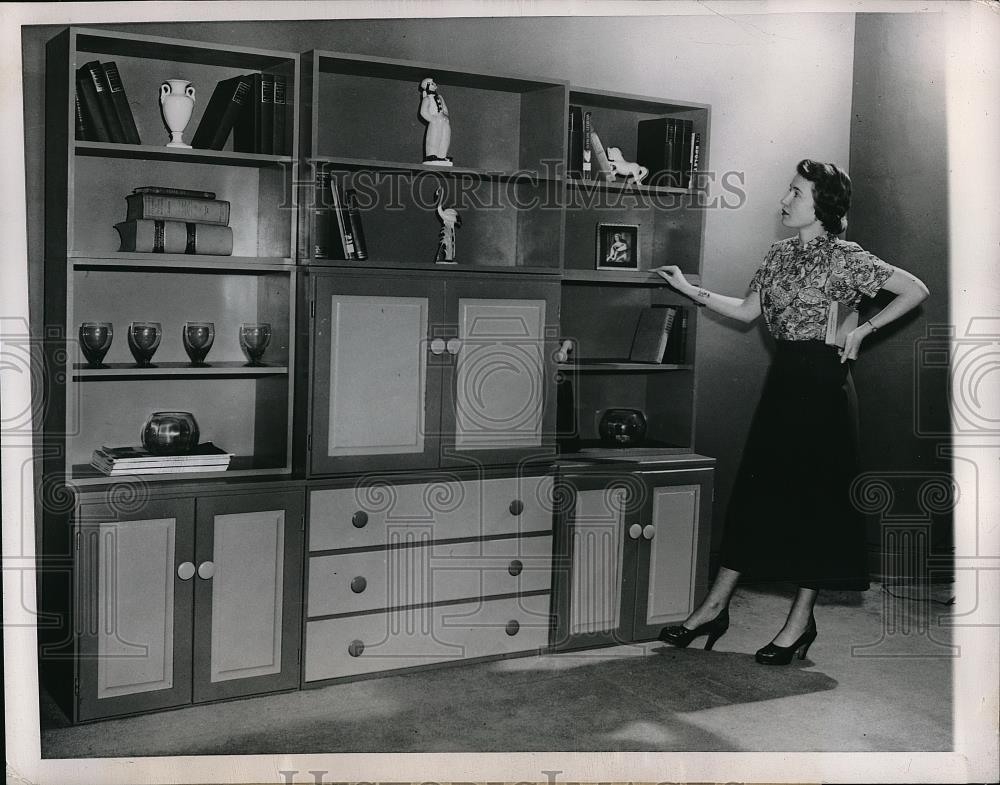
78,322,113,368
239,322,271,366
182,321,215,366
127,321,162,367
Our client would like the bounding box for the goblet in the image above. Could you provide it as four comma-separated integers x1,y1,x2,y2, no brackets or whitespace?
182,321,215,366
78,322,113,368
127,321,162,367
239,322,272,366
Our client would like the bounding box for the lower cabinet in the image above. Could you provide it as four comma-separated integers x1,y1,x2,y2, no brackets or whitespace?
550,462,714,650
71,487,303,722
303,473,555,684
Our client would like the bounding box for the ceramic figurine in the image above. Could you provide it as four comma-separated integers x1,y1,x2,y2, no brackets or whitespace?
160,79,195,148
420,77,453,166
607,147,649,185
433,187,461,263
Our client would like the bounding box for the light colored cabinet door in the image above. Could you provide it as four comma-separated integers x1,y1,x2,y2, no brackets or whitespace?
631,468,713,640
310,273,444,475
193,490,303,702
76,499,194,721
442,280,559,467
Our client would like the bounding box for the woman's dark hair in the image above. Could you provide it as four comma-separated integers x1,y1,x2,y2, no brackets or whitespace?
796,159,851,234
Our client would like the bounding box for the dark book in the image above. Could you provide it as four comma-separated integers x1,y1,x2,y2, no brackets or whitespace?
688,132,701,190
673,119,693,185
582,111,593,180
190,74,251,150
114,219,234,255
567,105,583,178
133,185,217,199
79,60,122,142
125,193,231,225
310,169,332,259
234,73,263,154
637,117,684,188
75,67,112,143
101,61,140,145
662,306,688,363
328,176,358,260
273,74,287,155
74,93,87,141
344,188,368,260
628,305,677,363
259,73,275,155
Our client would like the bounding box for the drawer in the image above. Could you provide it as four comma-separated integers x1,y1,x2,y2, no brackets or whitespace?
305,593,550,682
309,474,554,551
308,533,553,617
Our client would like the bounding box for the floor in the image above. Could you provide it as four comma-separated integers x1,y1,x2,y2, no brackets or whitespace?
39,582,954,757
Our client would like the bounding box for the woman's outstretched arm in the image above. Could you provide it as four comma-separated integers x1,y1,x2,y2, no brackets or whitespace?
653,265,762,324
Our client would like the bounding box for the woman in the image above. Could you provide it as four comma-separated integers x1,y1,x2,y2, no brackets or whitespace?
654,159,929,665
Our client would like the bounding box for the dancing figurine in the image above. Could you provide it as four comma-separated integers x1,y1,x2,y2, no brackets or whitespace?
434,187,461,263
419,77,453,166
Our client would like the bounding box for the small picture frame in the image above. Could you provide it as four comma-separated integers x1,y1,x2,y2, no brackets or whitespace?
596,223,640,271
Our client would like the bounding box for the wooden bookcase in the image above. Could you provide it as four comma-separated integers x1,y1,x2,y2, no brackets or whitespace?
37,23,714,724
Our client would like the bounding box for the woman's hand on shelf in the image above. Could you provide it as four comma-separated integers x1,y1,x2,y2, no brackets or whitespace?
653,265,694,296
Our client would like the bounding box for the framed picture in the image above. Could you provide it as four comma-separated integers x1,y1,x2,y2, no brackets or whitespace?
595,223,639,270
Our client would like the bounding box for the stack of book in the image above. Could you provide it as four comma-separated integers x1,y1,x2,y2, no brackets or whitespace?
90,442,233,476
191,72,288,154
636,118,700,189
75,60,141,144
628,305,689,364
114,186,234,255
312,171,368,261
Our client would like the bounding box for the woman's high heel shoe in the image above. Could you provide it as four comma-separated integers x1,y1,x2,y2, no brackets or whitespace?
754,617,817,665
658,607,730,650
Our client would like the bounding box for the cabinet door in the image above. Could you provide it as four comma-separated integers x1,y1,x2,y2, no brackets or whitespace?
75,498,195,722
550,472,633,650
630,468,713,640
192,490,304,702
310,272,444,475
441,279,559,467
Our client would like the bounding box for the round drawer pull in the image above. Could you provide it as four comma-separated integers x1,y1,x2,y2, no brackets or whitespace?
642,524,656,540
351,510,369,528
505,619,520,636
508,499,524,516
197,560,216,580
430,338,446,355
350,576,367,594
508,559,523,576
177,561,196,581
348,639,365,657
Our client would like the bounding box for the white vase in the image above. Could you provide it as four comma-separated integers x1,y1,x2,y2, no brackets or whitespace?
160,79,195,148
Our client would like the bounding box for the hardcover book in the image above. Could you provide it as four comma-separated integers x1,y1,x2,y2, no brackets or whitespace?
629,305,677,363
79,60,123,142
311,170,332,259
824,300,859,349
125,193,231,225
133,185,217,199
191,74,251,150
344,188,368,260
101,61,141,145
637,117,695,188
114,219,234,255
273,74,287,155
662,306,688,363
567,104,583,178
582,111,593,179
234,73,263,154
329,176,358,260
75,65,112,143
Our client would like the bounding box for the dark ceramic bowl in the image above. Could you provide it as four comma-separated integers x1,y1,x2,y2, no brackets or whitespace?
141,411,200,455
598,408,647,447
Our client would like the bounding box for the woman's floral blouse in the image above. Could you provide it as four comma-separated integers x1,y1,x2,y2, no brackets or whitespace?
749,233,895,341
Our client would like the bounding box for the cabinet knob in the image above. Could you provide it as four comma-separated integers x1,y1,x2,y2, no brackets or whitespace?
352,510,369,528
508,499,524,516
198,561,216,580
446,338,462,355
505,619,520,636
177,561,196,581
642,524,655,540
508,559,523,576
430,338,446,355
348,639,365,657
350,576,367,594
628,523,642,540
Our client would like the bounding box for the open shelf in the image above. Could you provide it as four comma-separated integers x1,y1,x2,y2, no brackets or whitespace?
70,455,289,486
562,270,701,287
73,362,288,379
75,141,294,167
559,361,692,372
311,156,563,183
71,254,293,271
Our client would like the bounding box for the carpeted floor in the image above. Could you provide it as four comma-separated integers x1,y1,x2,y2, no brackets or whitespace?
39,582,954,757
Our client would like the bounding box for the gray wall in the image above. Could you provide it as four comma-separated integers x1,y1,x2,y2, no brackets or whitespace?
849,12,952,572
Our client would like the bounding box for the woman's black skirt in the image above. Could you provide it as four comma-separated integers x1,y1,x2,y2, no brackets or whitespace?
720,340,870,591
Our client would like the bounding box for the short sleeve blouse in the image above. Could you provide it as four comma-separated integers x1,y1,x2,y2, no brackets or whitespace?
749,233,895,341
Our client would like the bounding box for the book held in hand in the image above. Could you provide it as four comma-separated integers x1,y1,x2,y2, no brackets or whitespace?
824,300,859,349
629,305,677,363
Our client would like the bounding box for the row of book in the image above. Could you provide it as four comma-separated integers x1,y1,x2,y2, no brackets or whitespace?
114,186,234,255
628,305,689,364
310,172,369,261
191,73,289,155
76,60,141,144
567,106,701,190
91,443,233,476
